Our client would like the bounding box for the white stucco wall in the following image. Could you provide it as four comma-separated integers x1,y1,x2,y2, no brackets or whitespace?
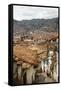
41,60,49,73
26,66,35,84
53,51,58,81
47,50,53,73
41,60,45,72
13,62,17,79
44,62,48,73
48,56,52,73
17,65,22,80
53,64,58,81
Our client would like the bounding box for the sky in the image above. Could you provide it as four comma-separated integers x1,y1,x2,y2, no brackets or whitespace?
13,5,58,21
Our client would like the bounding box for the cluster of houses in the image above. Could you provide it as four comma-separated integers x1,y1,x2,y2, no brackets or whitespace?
13,32,58,84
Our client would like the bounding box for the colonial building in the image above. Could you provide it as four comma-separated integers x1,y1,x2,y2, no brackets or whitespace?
13,45,38,84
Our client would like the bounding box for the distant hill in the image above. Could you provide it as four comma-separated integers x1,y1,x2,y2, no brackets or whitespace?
13,18,58,35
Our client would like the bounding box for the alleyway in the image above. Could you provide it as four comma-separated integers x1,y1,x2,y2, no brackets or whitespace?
35,72,56,84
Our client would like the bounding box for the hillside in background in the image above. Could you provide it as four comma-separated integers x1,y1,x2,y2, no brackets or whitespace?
13,18,58,35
